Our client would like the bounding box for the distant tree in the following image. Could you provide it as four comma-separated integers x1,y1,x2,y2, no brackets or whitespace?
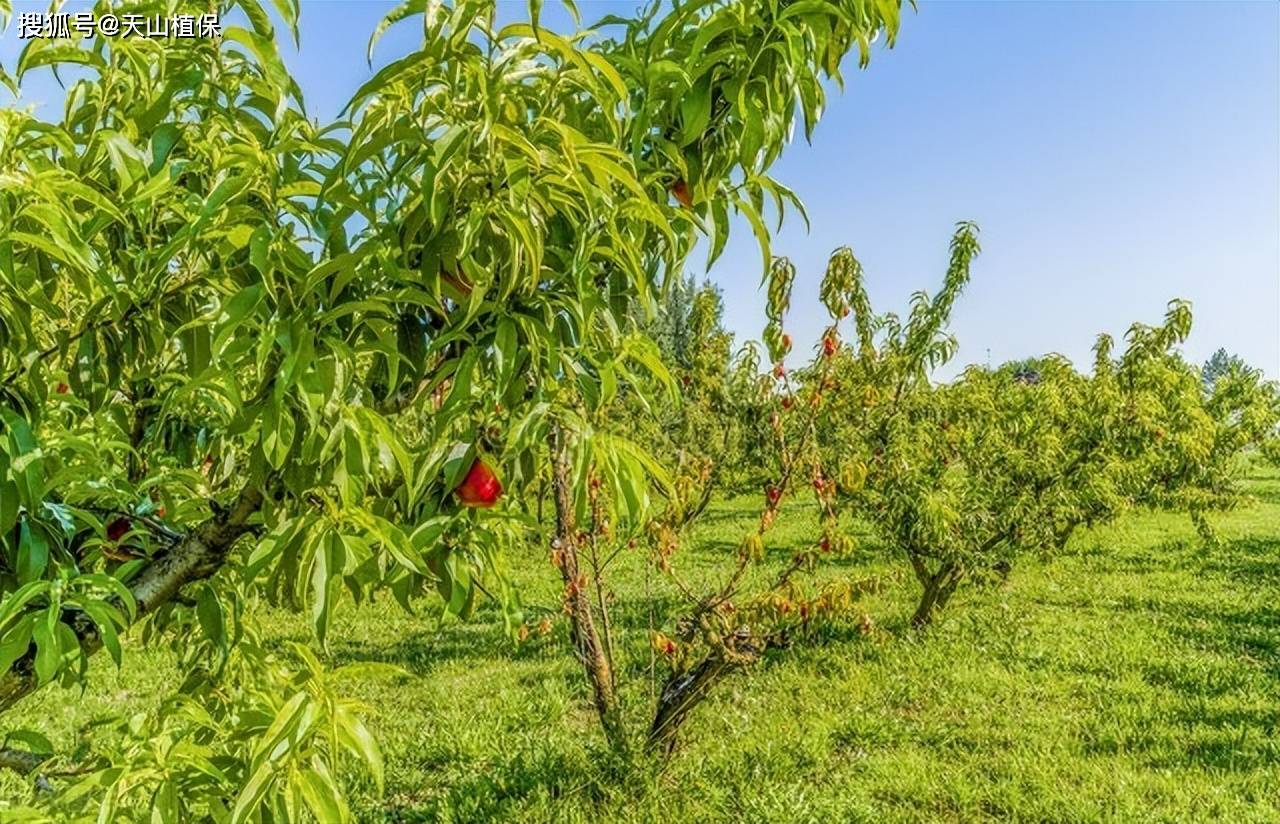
626,275,767,521
1202,348,1250,394
807,232,1280,629
639,273,703,370
1003,357,1051,386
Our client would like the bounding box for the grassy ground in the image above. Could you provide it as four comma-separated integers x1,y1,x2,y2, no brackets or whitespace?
4,465,1278,822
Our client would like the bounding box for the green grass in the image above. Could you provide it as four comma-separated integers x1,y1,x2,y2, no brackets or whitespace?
5,466,1279,822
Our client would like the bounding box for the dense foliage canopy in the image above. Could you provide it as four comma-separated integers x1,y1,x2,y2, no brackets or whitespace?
800,234,1280,625
0,0,907,816
1,0,1276,819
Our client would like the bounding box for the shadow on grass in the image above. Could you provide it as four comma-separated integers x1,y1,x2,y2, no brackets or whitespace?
1200,535,1280,587
374,745,628,824
1164,607,1279,674
1063,537,1199,574
320,620,572,676
683,506,759,527
1147,535,1280,674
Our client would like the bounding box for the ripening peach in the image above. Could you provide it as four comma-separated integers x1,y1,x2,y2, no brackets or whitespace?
455,459,503,507
671,178,693,209
106,517,131,543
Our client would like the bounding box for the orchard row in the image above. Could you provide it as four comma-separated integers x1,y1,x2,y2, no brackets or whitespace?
0,1,1275,821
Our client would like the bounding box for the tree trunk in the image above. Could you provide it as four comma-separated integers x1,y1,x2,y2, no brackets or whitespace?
935,567,963,613
910,557,963,629
647,655,735,756
0,747,46,776
0,483,263,716
646,627,762,756
548,426,627,753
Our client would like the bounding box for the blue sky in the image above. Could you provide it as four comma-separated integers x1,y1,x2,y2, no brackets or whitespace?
4,1,1277,378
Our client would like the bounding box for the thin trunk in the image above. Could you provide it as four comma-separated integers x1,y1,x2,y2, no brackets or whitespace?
586,533,618,690
0,483,263,715
647,655,736,756
911,574,944,629
646,627,762,756
597,585,617,690
0,747,45,776
910,557,963,629
934,566,964,613
548,426,627,752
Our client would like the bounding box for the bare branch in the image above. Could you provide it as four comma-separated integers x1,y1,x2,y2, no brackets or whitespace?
0,746,47,777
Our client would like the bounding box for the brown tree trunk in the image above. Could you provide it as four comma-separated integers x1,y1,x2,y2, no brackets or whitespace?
647,654,737,756
548,426,627,753
0,483,263,715
910,556,963,629
646,627,762,757
0,747,46,776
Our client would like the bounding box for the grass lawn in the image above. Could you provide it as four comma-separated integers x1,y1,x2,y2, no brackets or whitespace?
4,465,1278,822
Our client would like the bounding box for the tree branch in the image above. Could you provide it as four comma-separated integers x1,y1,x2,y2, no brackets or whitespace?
0,482,265,715
0,746,47,777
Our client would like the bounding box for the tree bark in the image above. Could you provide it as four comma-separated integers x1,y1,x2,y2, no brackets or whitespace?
647,655,736,756
0,483,264,716
548,426,627,753
646,628,762,757
910,556,963,629
0,747,46,776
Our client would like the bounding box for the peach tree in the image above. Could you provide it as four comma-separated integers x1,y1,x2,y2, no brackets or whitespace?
805,229,1280,628
541,247,893,757
460,0,912,755
0,0,910,813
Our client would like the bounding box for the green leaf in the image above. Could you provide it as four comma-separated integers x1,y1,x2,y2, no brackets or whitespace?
0,582,46,630
4,729,53,756
16,41,106,81
78,601,123,668
17,519,49,582
367,0,426,63
334,709,384,792
31,614,59,685
148,124,181,173
678,76,713,146
441,442,475,493
263,393,296,470
248,690,310,767
297,762,348,824
196,587,227,660
736,195,772,280
0,618,34,674
230,757,280,824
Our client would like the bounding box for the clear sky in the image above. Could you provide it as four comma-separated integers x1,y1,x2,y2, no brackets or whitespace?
4,1,1277,379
